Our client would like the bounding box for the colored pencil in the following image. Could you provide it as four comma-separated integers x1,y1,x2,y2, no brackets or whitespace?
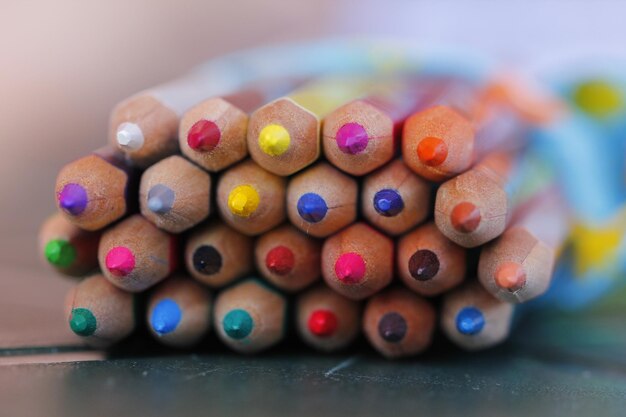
286,162,358,238
179,80,301,172
185,221,254,288
109,70,241,167
98,215,177,292
296,284,360,352
361,158,431,236
402,81,523,182
247,77,372,176
397,222,466,296
216,159,286,236
321,222,394,300
65,274,135,348
322,77,452,176
435,151,548,248
147,275,212,348
254,224,322,292
55,147,138,231
440,281,514,351
213,279,287,354
362,287,436,359
478,189,569,303
139,155,211,233
38,213,100,277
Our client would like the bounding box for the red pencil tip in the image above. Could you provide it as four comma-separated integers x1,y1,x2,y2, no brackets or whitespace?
451,202,481,233
187,119,221,152
265,246,295,275
308,310,338,337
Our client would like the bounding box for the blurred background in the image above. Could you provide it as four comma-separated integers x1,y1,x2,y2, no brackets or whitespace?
1,0,626,347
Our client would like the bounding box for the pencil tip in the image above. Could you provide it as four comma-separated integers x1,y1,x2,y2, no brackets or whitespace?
265,246,295,275
297,193,328,223
378,312,407,342
69,308,97,336
335,252,366,284
58,183,88,216
336,122,369,155
451,202,481,233
44,239,77,268
417,136,448,166
223,309,254,340
187,119,221,152
495,262,527,292
258,124,290,156
456,307,485,335
105,246,135,277
373,189,404,217
192,245,223,275
308,310,338,337
228,185,259,217
150,299,182,335
408,249,440,281
116,122,145,151
147,184,175,215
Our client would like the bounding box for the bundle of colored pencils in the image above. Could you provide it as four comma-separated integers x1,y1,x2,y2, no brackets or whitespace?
39,41,626,358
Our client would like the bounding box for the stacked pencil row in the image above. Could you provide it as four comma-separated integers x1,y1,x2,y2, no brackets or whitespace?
40,60,570,358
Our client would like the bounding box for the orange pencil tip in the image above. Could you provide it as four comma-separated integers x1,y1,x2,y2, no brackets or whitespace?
451,202,481,233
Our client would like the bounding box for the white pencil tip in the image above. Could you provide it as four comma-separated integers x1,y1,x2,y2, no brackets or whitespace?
116,122,144,151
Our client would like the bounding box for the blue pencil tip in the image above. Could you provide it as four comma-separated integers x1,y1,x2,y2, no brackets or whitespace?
150,299,182,335
373,189,403,217
456,306,485,335
297,193,328,223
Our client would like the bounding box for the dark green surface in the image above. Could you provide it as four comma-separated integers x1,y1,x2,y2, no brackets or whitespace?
2,308,626,417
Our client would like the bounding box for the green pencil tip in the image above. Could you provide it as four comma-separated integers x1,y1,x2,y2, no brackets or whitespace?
45,239,76,268
70,308,97,336
223,309,253,340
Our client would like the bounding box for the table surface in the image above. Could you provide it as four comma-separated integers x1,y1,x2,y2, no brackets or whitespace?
1,236,626,417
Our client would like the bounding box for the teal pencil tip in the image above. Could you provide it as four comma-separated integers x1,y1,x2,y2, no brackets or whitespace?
69,308,97,336
223,309,253,340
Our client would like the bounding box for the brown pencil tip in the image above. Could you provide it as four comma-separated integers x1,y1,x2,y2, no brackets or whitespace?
451,202,481,233
495,262,526,292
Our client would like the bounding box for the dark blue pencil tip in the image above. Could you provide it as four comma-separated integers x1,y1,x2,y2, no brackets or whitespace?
456,307,485,335
373,189,404,217
150,298,182,335
297,193,328,223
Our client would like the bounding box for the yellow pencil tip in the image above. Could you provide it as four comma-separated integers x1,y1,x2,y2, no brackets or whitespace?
227,185,260,217
258,124,290,156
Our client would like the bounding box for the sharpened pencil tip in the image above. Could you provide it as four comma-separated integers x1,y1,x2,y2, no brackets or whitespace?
495,262,527,292
150,299,182,335
417,136,448,167
451,202,481,233
336,122,369,155
223,309,254,340
187,119,221,152
70,308,97,336
456,307,485,335
58,183,88,216
308,310,338,337
258,124,290,156
116,122,145,151
44,239,77,268
335,252,366,284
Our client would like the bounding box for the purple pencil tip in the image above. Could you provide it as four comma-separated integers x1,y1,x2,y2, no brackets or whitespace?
58,183,88,216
